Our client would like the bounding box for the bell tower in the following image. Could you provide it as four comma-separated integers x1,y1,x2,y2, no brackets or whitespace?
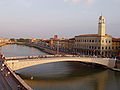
98,15,106,36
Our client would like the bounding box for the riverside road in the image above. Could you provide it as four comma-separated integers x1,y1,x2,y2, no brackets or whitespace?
0,58,29,90
0,58,12,90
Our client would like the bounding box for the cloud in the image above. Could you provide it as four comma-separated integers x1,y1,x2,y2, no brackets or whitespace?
64,0,96,4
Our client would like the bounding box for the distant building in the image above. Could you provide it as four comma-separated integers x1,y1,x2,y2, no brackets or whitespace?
29,16,119,58
49,35,68,48
59,39,69,52
112,38,120,58
0,38,9,43
68,38,75,53
74,16,112,57
54,35,58,40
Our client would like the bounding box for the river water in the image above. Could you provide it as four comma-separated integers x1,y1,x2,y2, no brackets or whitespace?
0,44,120,90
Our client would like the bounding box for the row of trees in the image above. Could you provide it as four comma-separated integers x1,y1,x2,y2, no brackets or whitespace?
10,38,30,43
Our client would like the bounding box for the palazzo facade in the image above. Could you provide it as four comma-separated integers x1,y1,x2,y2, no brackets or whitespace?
74,16,112,57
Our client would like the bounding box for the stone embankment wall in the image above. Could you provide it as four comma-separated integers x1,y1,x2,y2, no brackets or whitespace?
7,65,33,90
27,44,66,55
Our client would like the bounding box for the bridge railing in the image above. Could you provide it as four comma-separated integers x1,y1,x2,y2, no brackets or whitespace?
5,54,117,61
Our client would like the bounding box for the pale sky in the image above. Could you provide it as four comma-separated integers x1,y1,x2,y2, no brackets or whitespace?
0,0,120,39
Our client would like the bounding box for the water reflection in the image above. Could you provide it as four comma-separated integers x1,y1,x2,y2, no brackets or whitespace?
0,44,47,57
23,68,120,90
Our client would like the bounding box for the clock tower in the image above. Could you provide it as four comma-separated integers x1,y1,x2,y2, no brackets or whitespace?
98,15,106,36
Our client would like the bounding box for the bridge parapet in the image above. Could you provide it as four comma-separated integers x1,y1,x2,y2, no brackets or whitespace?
5,55,111,60
5,55,74,60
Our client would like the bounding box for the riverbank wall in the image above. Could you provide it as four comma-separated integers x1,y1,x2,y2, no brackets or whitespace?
6,65,33,90
26,44,67,55
26,44,56,55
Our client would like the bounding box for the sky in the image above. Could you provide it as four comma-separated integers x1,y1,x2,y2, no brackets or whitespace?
0,0,120,39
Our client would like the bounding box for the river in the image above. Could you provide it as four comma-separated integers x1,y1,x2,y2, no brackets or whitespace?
0,44,120,90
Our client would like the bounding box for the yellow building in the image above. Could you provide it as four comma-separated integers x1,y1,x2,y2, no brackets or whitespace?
74,16,112,57
59,39,69,50
0,38,9,43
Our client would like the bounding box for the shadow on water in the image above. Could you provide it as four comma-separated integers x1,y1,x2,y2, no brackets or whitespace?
16,61,106,80
16,62,115,90
16,62,120,90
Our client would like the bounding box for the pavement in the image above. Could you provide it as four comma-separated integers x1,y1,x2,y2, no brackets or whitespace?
0,58,26,90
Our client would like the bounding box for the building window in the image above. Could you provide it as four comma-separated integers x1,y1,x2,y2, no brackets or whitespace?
95,47,96,49
92,46,94,49
112,47,114,49
106,47,107,49
89,46,91,49
98,47,100,49
102,40,104,43
109,47,111,49
102,47,104,49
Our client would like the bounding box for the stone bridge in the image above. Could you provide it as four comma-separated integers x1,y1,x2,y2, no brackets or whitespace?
4,55,117,71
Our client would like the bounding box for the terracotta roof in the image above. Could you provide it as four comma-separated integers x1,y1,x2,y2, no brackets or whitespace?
69,38,75,40
112,38,120,42
75,34,98,37
79,34,98,36
75,34,111,37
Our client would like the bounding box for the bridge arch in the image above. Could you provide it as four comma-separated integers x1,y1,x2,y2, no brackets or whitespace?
5,57,116,71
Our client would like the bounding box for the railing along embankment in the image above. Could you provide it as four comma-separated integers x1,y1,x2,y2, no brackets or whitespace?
6,64,33,90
